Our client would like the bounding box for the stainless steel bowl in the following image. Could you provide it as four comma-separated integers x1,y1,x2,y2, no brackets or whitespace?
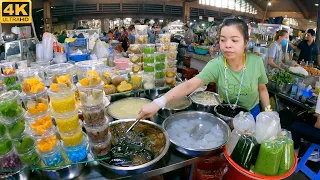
276,83,293,94
158,95,193,119
106,97,151,120
0,170,29,180
162,111,230,157
190,91,221,113
98,119,170,175
41,163,85,180
144,87,170,100
214,104,248,122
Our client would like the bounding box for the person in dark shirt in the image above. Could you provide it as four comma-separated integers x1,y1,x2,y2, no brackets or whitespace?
290,29,320,65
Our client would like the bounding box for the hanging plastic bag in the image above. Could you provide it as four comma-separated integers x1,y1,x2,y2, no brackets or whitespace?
277,136,294,175
231,133,260,170
226,111,255,155
255,106,281,143
93,40,110,59
254,137,284,176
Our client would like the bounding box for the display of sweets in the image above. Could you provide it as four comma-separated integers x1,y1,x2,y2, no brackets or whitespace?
84,117,109,143
135,35,148,44
26,110,53,136
75,60,104,88
130,72,142,90
129,54,143,64
143,44,155,54
142,73,155,90
159,34,171,43
6,114,25,139
12,133,39,166
37,139,63,167
62,135,88,163
0,139,22,171
90,132,112,157
52,109,80,133
0,91,24,124
58,126,83,147
77,85,104,107
17,68,45,94
82,104,105,126
44,63,75,86
165,68,177,86
20,88,49,115
48,85,76,113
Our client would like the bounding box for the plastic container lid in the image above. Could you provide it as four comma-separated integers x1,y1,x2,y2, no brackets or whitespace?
51,108,78,120
44,63,75,76
62,134,88,151
0,90,19,105
20,87,48,101
16,67,41,81
90,131,112,157
47,84,76,98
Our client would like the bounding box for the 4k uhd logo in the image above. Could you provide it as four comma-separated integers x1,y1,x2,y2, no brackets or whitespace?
0,0,32,23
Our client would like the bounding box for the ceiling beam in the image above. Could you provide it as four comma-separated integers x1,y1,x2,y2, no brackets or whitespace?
292,0,310,19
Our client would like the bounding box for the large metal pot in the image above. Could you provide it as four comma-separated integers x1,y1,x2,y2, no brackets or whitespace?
98,119,170,175
41,163,85,180
189,91,222,113
276,83,293,94
158,95,192,119
144,87,170,100
162,111,230,157
214,104,248,122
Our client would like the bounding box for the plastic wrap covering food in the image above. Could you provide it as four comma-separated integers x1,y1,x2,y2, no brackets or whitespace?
255,107,281,143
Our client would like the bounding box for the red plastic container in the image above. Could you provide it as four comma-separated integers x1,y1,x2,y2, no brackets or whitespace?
223,147,297,180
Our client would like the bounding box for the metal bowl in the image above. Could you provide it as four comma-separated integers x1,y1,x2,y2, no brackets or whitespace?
144,87,170,100
189,91,221,113
98,119,170,175
162,111,230,157
106,97,151,120
276,83,293,94
41,163,85,180
214,104,248,122
158,95,193,119
0,170,29,180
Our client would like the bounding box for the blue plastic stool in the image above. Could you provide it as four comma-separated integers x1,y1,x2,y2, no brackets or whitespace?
295,143,320,180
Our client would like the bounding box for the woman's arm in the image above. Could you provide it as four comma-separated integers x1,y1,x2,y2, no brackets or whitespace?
268,57,284,71
137,77,205,120
258,84,270,109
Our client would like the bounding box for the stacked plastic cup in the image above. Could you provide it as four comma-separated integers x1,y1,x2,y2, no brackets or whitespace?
0,62,21,91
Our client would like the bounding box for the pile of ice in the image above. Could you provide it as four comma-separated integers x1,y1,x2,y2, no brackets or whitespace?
166,118,225,149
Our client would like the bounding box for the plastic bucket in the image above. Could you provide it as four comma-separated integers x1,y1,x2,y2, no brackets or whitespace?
223,147,297,180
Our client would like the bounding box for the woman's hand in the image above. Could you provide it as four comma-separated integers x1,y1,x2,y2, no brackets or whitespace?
136,102,161,120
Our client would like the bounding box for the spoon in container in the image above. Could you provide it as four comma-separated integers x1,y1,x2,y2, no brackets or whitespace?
213,93,223,108
126,119,140,133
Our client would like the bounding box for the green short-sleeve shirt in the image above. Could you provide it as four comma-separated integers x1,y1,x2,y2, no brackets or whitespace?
196,53,268,110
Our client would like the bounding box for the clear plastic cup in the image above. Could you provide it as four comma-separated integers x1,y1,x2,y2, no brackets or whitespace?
143,63,155,73
6,82,21,91
1,62,16,76
44,63,75,86
37,140,63,167
6,113,25,139
36,129,57,152
77,83,104,107
130,72,142,89
143,44,155,54
131,63,143,73
159,33,171,43
166,51,178,60
82,104,105,126
0,147,22,171
0,138,13,156
155,62,166,71
135,25,148,35
135,35,148,44
166,60,178,69
90,132,112,157
156,43,169,52
168,42,179,51
155,52,166,62
52,109,80,133
48,85,76,113
128,44,142,54
62,135,88,163
155,78,166,87
59,126,83,147
20,88,49,115
25,110,53,136
155,71,165,79
16,67,42,83
0,91,24,124
143,54,155,64
12,133,35,154
3,73,17,87
129,54,143,64
18,146,39,166
75,60,104,83
143,72,155,90
84,119,109,143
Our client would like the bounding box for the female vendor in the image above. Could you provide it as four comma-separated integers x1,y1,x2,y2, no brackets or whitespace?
137,18,270,120
267,30,297,72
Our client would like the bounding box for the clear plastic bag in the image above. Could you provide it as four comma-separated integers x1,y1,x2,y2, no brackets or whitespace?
226,130,241,155
278,136,294,175
231,134,259,170
233,111,255,133
254,138,284,176
93,40,110,59
255,108,281,143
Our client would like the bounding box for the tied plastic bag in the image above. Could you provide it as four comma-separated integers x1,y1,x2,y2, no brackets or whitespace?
226,112,255,155
254,137,284,176
93,40,110,59
289,66,309,76
255,106,281,143
278,136,294,175
231,133,259,170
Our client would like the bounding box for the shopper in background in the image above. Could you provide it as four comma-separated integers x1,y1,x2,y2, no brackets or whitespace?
137,17,270,120
183,25,194,45
128,25,136,45
267,30,296,72
113,27,120,40
290,29,320,66
119,27,129,52
58,31,67,43
107,30,114,41
149,26,156,44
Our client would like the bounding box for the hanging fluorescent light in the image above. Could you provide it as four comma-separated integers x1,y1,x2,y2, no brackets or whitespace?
159,20,163,22
315,4,319,6
194,20,196,22
268,2,271,6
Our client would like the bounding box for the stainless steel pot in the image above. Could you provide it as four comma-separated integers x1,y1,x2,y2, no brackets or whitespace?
214,104,248,122
41,163,85,180
162,111,230,157
144,87,170,100
189,91,222,113
0,170,29,180
158,95,192,119
98,119,170,175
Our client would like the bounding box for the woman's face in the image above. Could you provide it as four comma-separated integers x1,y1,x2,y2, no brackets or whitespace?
279,33,289,42
220,25,247,60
